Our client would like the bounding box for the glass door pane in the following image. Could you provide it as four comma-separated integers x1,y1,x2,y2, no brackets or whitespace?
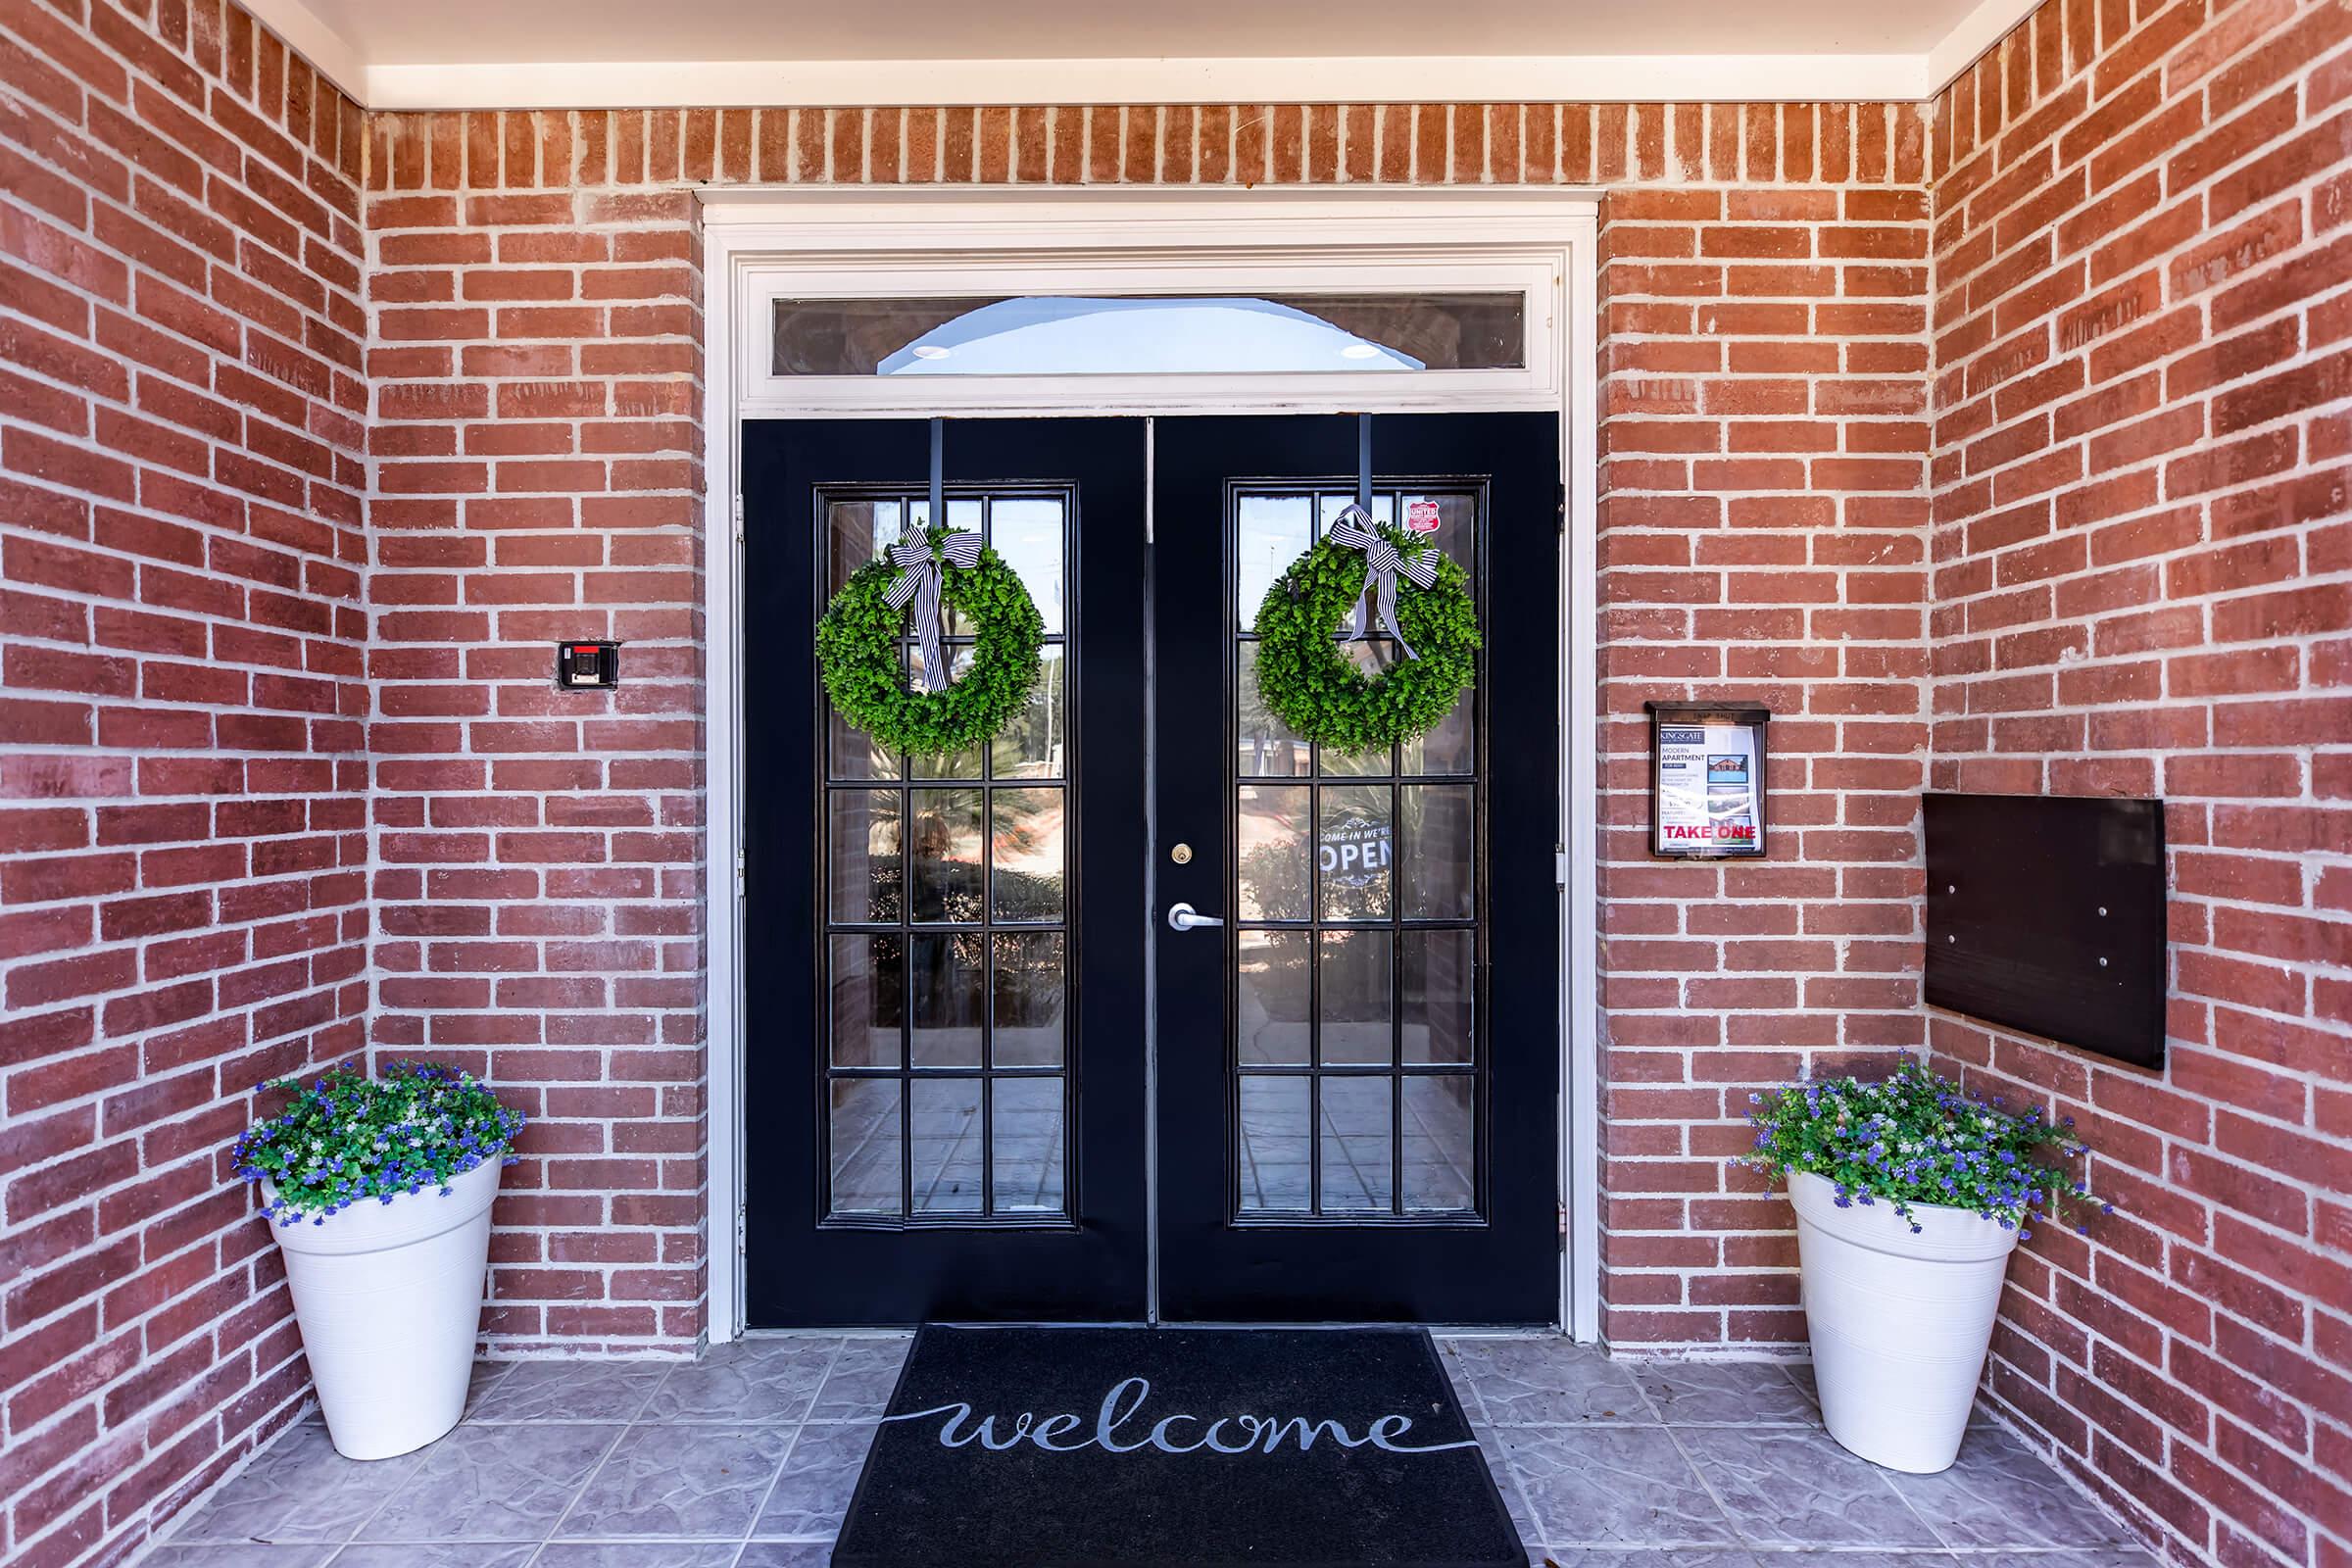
1231,483,1483,1219
821,487,1073,1223
1151,410,1558,1326
747,415,1151,1328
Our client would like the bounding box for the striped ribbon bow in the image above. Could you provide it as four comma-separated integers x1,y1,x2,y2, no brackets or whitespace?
1327,505,1441,662
884,527,983,692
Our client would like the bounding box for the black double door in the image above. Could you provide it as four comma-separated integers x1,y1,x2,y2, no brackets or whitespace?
743,414,1559,1326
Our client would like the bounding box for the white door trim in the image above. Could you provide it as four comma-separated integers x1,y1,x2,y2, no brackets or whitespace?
701,185,1601,1343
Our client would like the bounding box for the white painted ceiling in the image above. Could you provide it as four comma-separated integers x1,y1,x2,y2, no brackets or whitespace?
308,0,1982,67
244,0,2034,108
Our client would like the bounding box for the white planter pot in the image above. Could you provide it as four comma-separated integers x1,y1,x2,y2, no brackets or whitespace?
1788,1168,2020,1474
263,1156,502,1461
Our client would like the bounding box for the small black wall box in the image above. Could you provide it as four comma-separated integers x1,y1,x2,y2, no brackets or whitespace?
1924,792,2167,1069
555,641,619,690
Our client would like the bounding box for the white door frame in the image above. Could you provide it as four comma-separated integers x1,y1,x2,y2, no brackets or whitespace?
700,186,1601,1343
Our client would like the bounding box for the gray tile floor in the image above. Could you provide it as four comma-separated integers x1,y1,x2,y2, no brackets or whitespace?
149,1335,2153,1568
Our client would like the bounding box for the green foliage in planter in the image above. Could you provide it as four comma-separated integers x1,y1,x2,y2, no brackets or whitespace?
232,1062,525,1226
818,529,1045,759
1737,1059,2105,1237
1251,524,1479,750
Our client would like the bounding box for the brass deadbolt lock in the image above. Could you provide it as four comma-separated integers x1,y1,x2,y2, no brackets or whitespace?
1170,843,1193,865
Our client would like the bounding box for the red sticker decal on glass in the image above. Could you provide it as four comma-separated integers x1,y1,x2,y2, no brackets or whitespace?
1404,500,1443,533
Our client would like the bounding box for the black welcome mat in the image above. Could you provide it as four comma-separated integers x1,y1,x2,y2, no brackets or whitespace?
832,1325,1523,1568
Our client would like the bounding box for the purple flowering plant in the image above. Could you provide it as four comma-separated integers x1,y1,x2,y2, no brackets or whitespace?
1737,1058,2107,1239
231,1061,524,1227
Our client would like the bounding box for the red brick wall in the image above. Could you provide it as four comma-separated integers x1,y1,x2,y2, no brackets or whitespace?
6,0,2342,1562
0,2,369,1565
363,132,709,1355
358,99,1938,1360
1594,129,1936,1347
1926,2,2352,1565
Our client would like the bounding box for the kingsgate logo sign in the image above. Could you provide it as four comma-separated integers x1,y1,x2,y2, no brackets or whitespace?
882,1376,1475,1456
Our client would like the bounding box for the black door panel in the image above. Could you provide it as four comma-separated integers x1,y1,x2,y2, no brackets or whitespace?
743,417,1150,1325
1151,414,1561,1324
743,413,1558,1327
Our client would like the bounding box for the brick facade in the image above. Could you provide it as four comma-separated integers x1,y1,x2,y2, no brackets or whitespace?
1925,3,2352,1564
358,98,1942,1364
1593,164,1936,1348
364,156,709,1356
0,3,369,1565
1,2,2346,1566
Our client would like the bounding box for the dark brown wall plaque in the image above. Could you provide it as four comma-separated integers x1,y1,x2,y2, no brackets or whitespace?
1924,792,2168,1070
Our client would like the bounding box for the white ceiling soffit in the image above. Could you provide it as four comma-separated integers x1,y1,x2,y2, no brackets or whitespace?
243,0,2043,111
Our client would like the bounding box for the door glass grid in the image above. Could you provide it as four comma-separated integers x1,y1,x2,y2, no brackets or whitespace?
822,489,1072,1222
1234,487,1482,1219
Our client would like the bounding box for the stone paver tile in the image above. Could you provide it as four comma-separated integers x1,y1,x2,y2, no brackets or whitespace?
748,1422,878,1541
471,1361,666,1424
807,1336,910,1423
1443,1337,1654,1425
358,1423,619,1543
641,1338,838,1425
1881,1424,2138,1549
536,1542,745,1566
1633,1361,1816,1425
558,1424,795,1540
168,1424,426,1546
326,1546,535,1567
1488,1426,1740,1548
1677,1427,1940,1549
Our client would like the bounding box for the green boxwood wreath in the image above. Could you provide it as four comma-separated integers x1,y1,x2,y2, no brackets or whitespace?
817,529,1045,759
1252,524,1480,751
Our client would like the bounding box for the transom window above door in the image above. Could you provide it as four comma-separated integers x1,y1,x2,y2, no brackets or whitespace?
726,227,1572,416
772,294,1528,377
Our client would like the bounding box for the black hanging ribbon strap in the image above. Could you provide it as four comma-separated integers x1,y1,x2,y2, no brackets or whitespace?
888,417,979,692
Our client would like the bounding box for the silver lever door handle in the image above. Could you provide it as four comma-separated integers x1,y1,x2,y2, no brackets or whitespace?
1166,902,1224,932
